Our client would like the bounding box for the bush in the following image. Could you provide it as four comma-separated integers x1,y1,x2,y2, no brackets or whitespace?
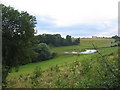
35,43,54,61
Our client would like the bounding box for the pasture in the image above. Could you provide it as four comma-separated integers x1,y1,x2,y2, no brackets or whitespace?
6,38,119,88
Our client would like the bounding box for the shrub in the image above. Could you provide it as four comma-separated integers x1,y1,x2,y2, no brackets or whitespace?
35,43,54,61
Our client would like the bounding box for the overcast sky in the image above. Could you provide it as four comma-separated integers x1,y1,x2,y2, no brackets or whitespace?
1,0,119,37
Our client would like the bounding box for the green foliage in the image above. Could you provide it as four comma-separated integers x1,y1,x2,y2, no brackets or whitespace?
7,39,115,77
6,38,119,88
111,35,120,47
2,4,37,86
96,54,119,88
37,34,80,46
65,35,72,45
35,43,54,61
6,47,119,88
29,66,42,87
73,38,80,45
33,66,42,78
54,65,60,72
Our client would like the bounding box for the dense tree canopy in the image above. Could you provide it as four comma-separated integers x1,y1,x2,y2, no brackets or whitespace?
66,35,72,45
37,34,80,46
2,4,37,84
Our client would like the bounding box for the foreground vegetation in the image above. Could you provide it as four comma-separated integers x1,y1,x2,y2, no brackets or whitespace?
2,4,119,88
6,38,120,88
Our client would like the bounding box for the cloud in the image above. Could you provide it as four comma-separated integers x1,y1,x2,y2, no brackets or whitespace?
1,0,119,26
1,0,118,37
35,16,117,37
36,16,56,29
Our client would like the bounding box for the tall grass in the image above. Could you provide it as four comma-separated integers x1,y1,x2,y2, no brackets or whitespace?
6,38,119,88
6,47,119,88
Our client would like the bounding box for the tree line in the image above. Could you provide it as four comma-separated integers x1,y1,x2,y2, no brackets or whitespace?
36,34,80,47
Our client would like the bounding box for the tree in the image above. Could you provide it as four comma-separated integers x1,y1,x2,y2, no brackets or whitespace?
34,43,52,61
2,4,37,86
37,34,80,46
54,34,62,46
66,35,72,45
73,38,80,45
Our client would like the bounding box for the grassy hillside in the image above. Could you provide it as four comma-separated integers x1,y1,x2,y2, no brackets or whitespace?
6,38,119,88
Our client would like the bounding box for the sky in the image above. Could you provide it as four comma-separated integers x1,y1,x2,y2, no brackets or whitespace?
1,0,119,38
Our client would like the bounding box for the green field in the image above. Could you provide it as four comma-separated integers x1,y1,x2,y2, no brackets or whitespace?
6,38,119,88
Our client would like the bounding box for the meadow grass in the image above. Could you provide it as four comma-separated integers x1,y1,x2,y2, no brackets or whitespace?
7,46,118,88
6,38,118,88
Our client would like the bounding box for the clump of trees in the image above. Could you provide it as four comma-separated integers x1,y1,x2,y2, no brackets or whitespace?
33,43,55,62
36,34,80,46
